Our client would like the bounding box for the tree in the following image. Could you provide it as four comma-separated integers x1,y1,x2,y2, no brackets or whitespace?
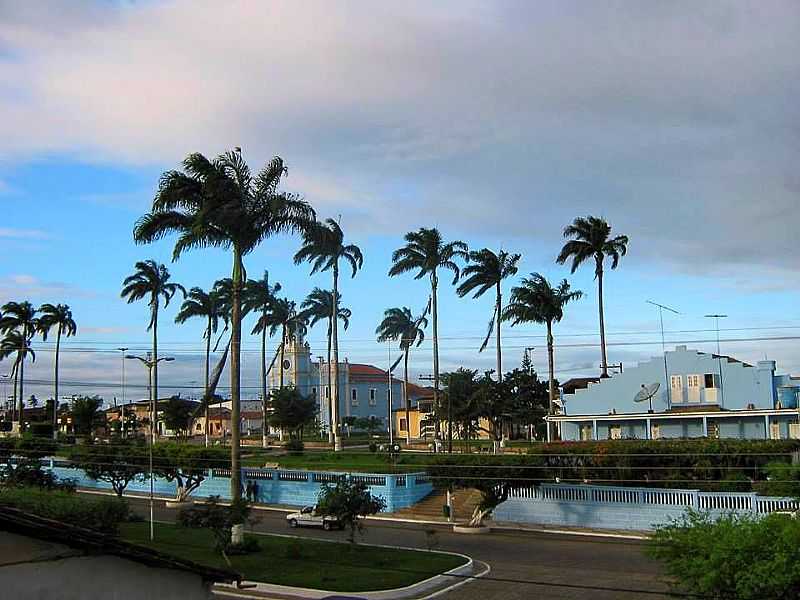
342,416,357,437
503,367,550,440
70,441,149,497
175,287,225,446
502,273,582,439
389,228,467,452
163,397,193,437
456,248,521,382
301,287,351,445
294,218,363,452
376,307,428,445
178,496,254,562
152,442,229,502
120,260,185,441
38,303,77,440
354,416,381,436
133,149,315,515
317,480,386,543
556,216,628,378
71,396,103,436
440,368,482,447
243,271,281,448
0,301,40,426
269,387,317,440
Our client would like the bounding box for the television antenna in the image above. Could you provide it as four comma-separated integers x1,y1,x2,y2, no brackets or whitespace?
647,300,680,408
634,382,661,413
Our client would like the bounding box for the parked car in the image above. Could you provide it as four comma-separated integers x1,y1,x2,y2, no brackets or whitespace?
286,505,342,531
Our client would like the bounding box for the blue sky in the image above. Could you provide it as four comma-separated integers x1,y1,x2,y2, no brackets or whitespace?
0,1,798,403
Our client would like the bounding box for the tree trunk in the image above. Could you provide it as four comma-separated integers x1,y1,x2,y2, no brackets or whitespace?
229,248,243,505
597,259,608,378
326,323,333,445
151,302,159,444
52,324,62,440
279,325,286,389
17,348,24,428
331,263,342,452
495,282,502,383
404,349,411,445
261,309,268,449
431,272,448,452
546,320,556,440
204,317,211,447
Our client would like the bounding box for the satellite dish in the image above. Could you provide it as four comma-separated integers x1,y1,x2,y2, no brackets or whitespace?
634,383,661,403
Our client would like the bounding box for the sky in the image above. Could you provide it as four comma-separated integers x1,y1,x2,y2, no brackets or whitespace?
0,1,798,405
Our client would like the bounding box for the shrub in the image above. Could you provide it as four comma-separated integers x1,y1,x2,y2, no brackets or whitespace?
29,423,54,437
284,438,304,453
754,461,800,498
368,441,378,453
0,486,129,534
317,480,386,543
178,496,254,560
0,458,74,491
718,471,752,493
649,510,800,599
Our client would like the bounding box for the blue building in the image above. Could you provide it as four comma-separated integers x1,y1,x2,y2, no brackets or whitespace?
551,345,800,441
267,335,427,433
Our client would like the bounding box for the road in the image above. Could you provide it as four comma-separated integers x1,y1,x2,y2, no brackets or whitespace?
130,498,671,600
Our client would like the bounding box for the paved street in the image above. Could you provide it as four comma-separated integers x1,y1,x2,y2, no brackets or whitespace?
130,498,671,600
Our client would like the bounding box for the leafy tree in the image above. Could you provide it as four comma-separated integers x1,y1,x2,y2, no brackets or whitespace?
556,216,628,378
175,286,225,446
354,416,382,436
38,303,77,440
121,260,185,440
440,369,482,446
243,271,281,448
342,416,357,437
0,301,40,425
376,306,428,445
71,396,103,436
389,228,467,452
178,496,255,563
317,480,386,543
502,273,582,437
135,148,316,508
70,441,149,497
162,397,193,437
152,442,229,502
269,387,317,439
456,248,521,382
503,367,549,439
294,219,363,452
301,287,351,445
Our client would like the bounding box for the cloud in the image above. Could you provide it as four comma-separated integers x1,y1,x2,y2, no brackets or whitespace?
0,228,51,240
0,274,96,301
0,1,798,277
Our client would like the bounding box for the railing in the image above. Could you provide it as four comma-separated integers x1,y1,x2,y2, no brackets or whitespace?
395,475,407,487
698,492,755,512
242,468,273,480
414,475,432,485
350,474,386,486
313,472,346,484
278,470,309,482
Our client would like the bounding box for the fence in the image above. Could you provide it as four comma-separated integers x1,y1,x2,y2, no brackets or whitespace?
496,483,799,531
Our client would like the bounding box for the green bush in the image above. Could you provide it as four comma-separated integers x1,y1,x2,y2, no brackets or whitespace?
649,510,800,599
284,438,304,453
0,486,129,534
753,461,800,498
29,423,54,437
368,441,378,453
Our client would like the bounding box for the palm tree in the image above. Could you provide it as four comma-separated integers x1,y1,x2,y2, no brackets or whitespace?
243,271,282,448
389,228,467,452
175,287,224,446
456,248,521,382
502,273,582,438
0,330,36,427
300,288,351,445
0,301,40,427
132,149,315,514
38,303,77,440
556,216,628,378
376,307,428,444
120,260,185,441
294,219,362,451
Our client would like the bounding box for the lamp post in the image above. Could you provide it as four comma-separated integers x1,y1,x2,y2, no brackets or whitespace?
704,314,727,407
117,348,128,438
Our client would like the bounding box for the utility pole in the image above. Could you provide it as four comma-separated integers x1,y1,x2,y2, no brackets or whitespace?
387,342,393,447
704,314,728,407
117,348,128,438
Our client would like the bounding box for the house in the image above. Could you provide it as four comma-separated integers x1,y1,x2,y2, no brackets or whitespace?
550,345,800,441
393,386,493,441
190,406,232,439
0,507,236,599
106,397,202,437
267,334,430,433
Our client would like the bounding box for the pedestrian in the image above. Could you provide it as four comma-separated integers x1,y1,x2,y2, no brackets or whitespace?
251,480,259,503
245,480,253,502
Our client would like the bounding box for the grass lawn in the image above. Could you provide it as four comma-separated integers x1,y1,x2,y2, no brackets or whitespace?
119,522,466,591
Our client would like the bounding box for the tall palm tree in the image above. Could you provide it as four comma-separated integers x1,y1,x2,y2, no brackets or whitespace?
0,301,40,427
456,248,521,382
243,271,282,449
389,228,467,452
376,307,428,445
294,219,363,451
300,288,351,445
0,330,36,427
556,216,628,378
132,149,315,514
175,287,224,446
120,260,185,441
38,303,77,440
502,273,582,438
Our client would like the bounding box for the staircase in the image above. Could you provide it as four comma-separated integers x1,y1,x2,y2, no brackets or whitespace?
390,488,483,524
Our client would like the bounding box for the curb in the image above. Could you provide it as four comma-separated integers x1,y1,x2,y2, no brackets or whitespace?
490,521,650,540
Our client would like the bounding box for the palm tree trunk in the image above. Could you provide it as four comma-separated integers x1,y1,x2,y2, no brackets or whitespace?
52,324,62,440
495,282,502,383
430,272,447,451
17,349,24,428
261,310,268,449
326,323,333,445
151,303,159,444
597,262,609,378
331,263,342,452
404,349,411,445
229,249,243,510
279,325,286,389
204,318,211,447
546,320,556,441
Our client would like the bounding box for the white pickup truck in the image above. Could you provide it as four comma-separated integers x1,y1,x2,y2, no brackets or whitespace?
286,505,342,531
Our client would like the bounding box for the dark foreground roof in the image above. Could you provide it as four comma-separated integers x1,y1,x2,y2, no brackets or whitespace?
0,506,237,583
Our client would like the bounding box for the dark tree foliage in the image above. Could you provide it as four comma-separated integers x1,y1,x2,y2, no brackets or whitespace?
69,441,149,497
152,443,229,502
317,480,386,543
269,387,317,439
178,496,256,561
162,397,193,437
70,396,104,436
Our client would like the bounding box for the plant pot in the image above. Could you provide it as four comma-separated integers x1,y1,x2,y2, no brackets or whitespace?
452,525,491,534
165,500,194,509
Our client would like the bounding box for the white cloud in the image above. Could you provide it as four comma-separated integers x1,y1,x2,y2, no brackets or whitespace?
0,274,96,301
0,228,51,240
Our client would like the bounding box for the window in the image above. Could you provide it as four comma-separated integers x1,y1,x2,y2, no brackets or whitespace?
369,388,377,406
399,418,407,432
704,373,718,388
688,375,700,388
770,421,780,440
789,422,800,440
579,423,593,441
351,388,358,406
670,375,684,403
687,374,701,402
